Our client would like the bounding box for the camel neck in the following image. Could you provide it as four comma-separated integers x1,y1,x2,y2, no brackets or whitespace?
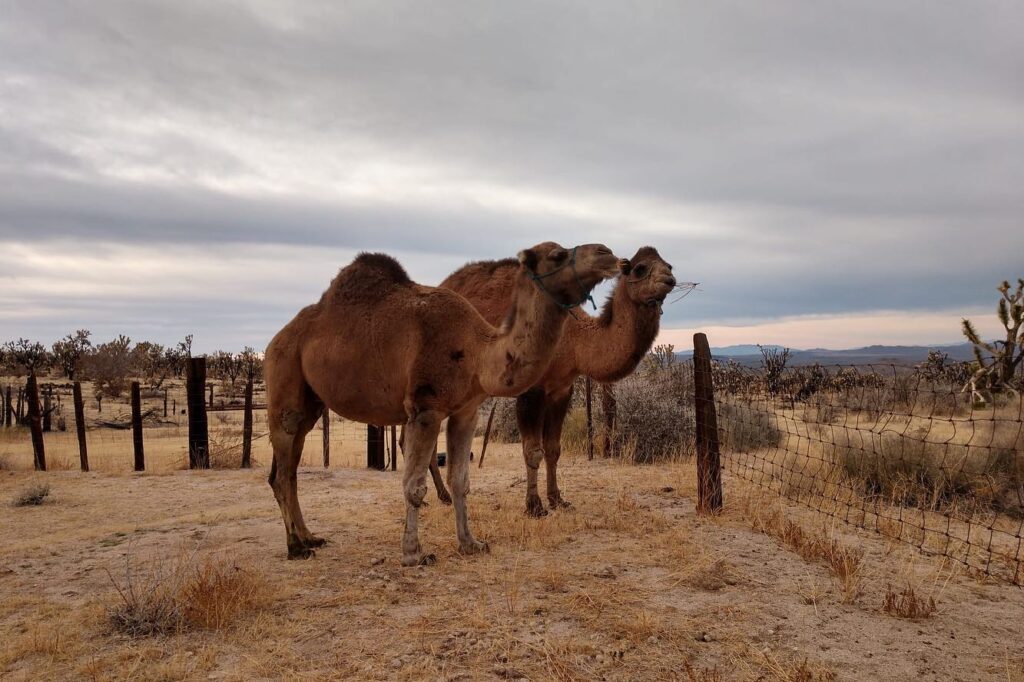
574,282,661,383
479,273,567,396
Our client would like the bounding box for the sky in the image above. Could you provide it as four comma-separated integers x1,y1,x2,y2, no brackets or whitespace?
1,1,1021,352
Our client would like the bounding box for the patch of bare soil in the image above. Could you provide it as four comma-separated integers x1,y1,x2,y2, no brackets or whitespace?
1,445,1022,680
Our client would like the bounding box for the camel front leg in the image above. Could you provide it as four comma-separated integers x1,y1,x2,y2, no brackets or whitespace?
516,388,548,517
543,385,574,510
446,407,489,555
401,409,442,566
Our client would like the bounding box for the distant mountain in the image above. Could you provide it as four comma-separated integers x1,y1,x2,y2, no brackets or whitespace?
677,342,977,367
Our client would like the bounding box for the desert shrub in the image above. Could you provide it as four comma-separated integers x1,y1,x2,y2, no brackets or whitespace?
108,547,267,637
717,401,782,453
611,361,694,463
833,428,1022,512
559,407,590,457
12,483,50,506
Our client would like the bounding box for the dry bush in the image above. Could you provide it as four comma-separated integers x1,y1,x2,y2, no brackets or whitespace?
207,428,246,469
882,584,937,620
12,483,50,506
833,428,1022,513
609,356,694,463
107,545,268,637
718,401,783,453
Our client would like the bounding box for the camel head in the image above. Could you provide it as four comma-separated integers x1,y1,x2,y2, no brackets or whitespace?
518,241,620,310
618,246,676,314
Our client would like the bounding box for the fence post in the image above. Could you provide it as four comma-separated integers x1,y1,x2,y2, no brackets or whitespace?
601,383,617,457
26,375,45,471
478,401,497,469
322,410,330,468
73,381,89,472
693,332,723,514
367,425,385,470
131,381,145,471
585,377,594,460
241,379,253,468
4,385,11,427
163,388,168,418
17,386,25,422
390,425,397,471
187,358,210,469
208,383,214,408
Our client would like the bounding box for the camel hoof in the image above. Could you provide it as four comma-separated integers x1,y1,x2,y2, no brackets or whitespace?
438,491,453,506
401,552,437,567
526,499,548,518
460,539,490,555
304,536,328,548
287,547,316,560
549,497,574,510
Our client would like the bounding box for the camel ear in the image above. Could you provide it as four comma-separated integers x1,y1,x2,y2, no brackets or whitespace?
518,248,539,272
619,258,632,275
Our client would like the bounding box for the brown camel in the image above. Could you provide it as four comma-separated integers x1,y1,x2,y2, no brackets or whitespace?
432,246,676,516
263,242,619,564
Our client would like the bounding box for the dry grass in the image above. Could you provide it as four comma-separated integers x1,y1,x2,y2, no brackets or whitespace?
882,583,937,620
746,502,864,604
107,544,270,637
11,483,50,507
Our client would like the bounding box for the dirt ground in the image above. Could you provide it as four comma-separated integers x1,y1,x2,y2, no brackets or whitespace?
2,444,1023,681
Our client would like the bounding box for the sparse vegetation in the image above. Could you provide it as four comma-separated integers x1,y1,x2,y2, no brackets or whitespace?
882,583,937,620
12,483,50,506
107,546,268,637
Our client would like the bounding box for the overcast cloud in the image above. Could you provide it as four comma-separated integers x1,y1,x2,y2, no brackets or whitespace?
1,1,1021,350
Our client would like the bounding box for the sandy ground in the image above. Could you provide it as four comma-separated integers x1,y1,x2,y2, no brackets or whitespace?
2,445,1023,681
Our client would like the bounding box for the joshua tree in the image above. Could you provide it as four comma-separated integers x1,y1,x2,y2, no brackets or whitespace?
88,335,133,398
962,278,1024,394
51,330,92,380
239,347,263,385
758,344,791,397
3,338,50,377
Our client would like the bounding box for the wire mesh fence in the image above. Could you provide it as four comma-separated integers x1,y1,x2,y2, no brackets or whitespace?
707,361,1023,585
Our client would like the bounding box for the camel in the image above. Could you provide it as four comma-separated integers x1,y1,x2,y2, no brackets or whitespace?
263,242,620,564
431,246,677,516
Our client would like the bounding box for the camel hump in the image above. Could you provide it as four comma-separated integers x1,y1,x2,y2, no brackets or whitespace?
440,257,518,290
321,252,413,304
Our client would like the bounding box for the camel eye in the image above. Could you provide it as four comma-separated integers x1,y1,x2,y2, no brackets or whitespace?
633,264,647,276
549,248,568,263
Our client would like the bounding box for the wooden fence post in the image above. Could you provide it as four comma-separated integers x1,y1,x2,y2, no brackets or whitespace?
4,385,11,427
187,358,210,469
693,333,723,514
163,389,168,418
26,375,45,471
585,377,594,460
131,381,145,471
322,410,330,468
601,383,617,457
73,381,89,472
367,425,385,470
208,383,214,408
241,379,253,468
478,401,497,469
390,425,397,471
17,386,25,422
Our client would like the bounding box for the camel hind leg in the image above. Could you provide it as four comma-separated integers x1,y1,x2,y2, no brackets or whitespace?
447,405,488,555
401,409,443,566
543,385,574,510
516,388,548,517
